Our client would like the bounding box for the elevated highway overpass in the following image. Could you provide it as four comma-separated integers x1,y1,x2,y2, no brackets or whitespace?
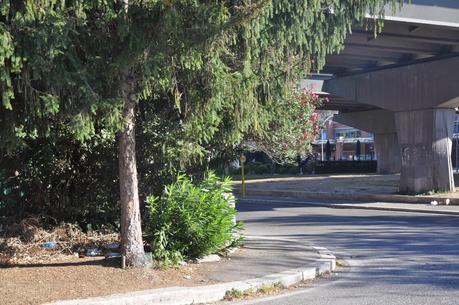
307,0,459,194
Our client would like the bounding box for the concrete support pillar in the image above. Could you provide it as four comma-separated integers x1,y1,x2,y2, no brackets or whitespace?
395,109,455,194
374,133,401,174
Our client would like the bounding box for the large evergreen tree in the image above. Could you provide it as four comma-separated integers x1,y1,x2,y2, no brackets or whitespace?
1,0,400,266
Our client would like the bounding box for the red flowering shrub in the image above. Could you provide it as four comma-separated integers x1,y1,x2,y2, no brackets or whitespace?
247,89,324,163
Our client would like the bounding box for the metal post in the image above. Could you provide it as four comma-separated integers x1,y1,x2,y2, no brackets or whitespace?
240,155,246,197
321,129,324,161
456,135,458,173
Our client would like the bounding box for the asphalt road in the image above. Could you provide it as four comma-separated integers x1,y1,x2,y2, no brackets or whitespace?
228,197,459,305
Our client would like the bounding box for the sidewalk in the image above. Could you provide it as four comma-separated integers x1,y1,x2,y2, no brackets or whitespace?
38,237,334,305
208,237,320,282
233,174,459,208
235,174,401,195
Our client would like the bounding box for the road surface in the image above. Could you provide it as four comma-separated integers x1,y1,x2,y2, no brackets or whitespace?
227,197,459,305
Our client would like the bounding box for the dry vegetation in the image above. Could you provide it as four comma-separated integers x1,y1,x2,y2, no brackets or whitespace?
0,217,118,266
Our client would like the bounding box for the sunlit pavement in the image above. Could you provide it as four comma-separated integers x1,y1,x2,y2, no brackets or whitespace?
228,198,459,305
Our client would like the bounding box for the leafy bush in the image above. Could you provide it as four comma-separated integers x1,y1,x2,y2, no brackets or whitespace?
274,163,299,175
147,171,242,265
0,135,120,231
303,160,317,174
225,161,281,176
245,162,273,175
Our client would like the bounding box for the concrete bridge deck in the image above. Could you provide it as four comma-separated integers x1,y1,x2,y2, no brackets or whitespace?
305,0,459,194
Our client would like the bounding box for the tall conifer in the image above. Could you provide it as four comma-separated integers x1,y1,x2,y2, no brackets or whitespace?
1,0,400,266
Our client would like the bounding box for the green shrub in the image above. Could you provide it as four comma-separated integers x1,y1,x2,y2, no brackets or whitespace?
275,163,298,175
253,163,272,175
147,171,242,265
303,160,317,174
243,162,273,175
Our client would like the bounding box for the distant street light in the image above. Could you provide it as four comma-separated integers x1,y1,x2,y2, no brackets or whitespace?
454,113,458,172
321,115,334,161
455,118,459,173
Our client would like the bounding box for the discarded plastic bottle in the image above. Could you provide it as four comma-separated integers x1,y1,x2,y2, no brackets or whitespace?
41,241,57,249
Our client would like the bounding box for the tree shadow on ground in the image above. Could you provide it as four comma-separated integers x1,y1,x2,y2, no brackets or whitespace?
237,200,459,290
1,257,121,269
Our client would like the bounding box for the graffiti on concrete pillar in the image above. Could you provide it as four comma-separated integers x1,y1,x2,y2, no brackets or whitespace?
401,145,428,166
401,146,411,166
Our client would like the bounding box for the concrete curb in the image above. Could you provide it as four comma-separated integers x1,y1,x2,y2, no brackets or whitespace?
238,196,459,216
234,188,459,206
44,242,336,305
328,202,459,216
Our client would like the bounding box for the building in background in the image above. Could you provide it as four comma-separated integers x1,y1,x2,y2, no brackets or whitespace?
314,114,459,168
312,119,375,161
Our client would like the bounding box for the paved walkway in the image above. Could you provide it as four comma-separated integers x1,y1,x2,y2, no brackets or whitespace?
233,174,459,206
236,174,401,195
209,237,320,282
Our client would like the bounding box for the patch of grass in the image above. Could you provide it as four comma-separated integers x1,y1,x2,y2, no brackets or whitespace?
224,282,286,301
224,288,245,300
316,270,331,278
336,259,350,268
256,282,285,294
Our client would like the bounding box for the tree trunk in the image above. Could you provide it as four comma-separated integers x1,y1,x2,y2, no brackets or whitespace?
118,72,146,267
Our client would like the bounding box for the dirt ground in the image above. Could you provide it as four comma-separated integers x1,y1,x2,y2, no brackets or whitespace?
0,217,245,305
0,255,231,305
234,174,401,194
